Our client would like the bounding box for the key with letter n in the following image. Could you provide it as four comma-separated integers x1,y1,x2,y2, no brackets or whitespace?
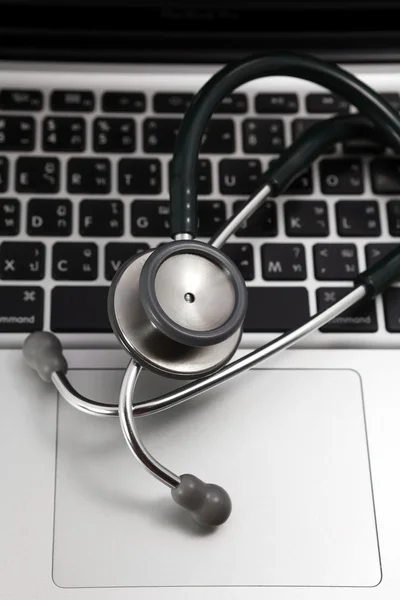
261,244,306,280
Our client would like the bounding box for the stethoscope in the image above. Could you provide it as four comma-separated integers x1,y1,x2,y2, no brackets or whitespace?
22,51,400,530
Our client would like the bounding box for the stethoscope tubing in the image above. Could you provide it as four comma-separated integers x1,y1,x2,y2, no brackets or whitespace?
170,52,400,238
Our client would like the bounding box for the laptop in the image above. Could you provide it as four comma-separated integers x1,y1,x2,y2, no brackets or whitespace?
2,0,400,597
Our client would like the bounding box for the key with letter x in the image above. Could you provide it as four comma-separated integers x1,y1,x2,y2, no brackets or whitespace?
0,242,45,279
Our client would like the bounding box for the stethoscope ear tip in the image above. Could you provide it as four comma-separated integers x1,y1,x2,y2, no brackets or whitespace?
22,331,68,383
171,473,232,528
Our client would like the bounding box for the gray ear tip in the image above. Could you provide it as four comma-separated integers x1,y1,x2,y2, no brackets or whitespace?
23,331,61,351
22,331,68,382
171,473,232,528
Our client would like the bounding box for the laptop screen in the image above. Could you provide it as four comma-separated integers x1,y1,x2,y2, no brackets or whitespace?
0,0,398,62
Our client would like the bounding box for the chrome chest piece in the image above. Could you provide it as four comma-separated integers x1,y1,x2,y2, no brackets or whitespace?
108,240,248,379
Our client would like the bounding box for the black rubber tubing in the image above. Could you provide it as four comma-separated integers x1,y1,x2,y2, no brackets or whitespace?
208,113,388,245
262,113,386,195
169,51,400,237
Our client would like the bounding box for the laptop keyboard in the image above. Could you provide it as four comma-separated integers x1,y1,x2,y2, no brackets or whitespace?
1,62,400,349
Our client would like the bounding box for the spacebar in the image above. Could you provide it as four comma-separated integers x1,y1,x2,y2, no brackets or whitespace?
50,286,310,334
51,286,112,332
244,287,310,332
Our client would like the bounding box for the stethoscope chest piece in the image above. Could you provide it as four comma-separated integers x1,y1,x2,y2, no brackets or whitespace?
108,240,248,379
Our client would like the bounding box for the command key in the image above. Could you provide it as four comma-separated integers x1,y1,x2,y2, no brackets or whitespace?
0,286,43,331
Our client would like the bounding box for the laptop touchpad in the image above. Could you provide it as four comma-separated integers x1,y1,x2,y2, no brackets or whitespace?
52,367,381,588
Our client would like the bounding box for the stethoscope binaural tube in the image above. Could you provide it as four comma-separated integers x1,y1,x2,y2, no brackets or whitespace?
170,51,400,238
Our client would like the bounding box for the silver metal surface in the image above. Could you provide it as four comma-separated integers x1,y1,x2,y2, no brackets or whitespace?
154,253,236,332
174,233,193,241
51,372,119,417
108,250,242,378
210,183,272,249
132,285,367,417
118,360,180,488
6,344,399,596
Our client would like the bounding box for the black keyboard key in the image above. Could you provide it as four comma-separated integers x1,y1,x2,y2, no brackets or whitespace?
0,115,35,151
197,201,226,236
0,89,42,111
316,287,377,332
130,200,224,237
143,118,181,153
169,159,212,195
233,200,277,237
93,118,135,153
387,200,400,236
292,118,320,141
200,119,235,153
51,90,94,112
292,118,335,154
286,168,313,194
320,159,364,194
365,243,398,267
336,200,380,236
195,159,212,195
16,157,59,193
43,117,85,152
27,199,72,236
80,199,123,236
0,242,44,280
370,158,400,194
0,286,43,332
153,93,194,113
105,242,149,280
0,156,8,191
219,159,261,195
51,286,111,332
131,200,170,236
119,158,161,194
102,91,146,113
242,119,285,153
215,94,247,114
284,200,329,236
306,93,350,114
261,243,306,280
383,289,400,332
222,243,254,280
67,158,110,194
143,117,235,154
255,93,298,114
0,199,19,235
52,243,97,280
269,158,313,194
313,243,358,280
244,287,309,332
